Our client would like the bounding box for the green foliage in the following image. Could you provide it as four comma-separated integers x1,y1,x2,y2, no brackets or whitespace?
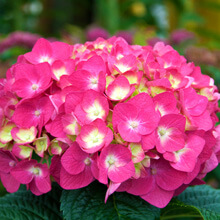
0,184,62,220
60,181,160,220
161,185,220,220
1,182,220,220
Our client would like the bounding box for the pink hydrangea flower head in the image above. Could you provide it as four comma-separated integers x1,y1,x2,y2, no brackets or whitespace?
0,36,219,208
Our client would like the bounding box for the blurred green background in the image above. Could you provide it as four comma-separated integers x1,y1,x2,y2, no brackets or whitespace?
0,0,220,207
1,0,220,84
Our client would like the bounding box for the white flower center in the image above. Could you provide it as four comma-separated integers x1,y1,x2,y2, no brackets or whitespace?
32,84,38,91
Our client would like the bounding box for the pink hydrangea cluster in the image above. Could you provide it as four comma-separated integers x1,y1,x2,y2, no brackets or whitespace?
0,37,220,208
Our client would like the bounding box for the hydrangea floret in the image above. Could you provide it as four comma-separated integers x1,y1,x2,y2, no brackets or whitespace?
0,37,220,208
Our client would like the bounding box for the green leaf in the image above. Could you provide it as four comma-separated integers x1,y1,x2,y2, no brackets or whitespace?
0,183,63,220
161,185,220,220
161,199,202,219
60,181,160,220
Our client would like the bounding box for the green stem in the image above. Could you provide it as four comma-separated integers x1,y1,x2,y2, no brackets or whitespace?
113,194,121,219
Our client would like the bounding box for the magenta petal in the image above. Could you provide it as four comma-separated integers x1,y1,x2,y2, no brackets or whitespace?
35,63,52,86
12,102,38,128
184,161,201,184
24,38,52,64
108,161,135,183
113,103,138,130
65,92,84,113
159,114,186,132
10,160,37,184
127,93,155,112
1,173,20,193
141,184,174,208
170,149,197,172
105,182,121,202
45,114,66,138
98,166,108,185
60,166,94,190
61,143,87,175
35,175,51,194
153,92,179,116
0,150,17,173
141,132,156,150
28,180,44,195
154,160,186,191
190,111,213,131
127,176,154,196
79,55,106,75
136,110,159,135
69,70,92,91
51,41,72,60
14,63,36,80
12,79,34,98
38,96,54,125
118,121,141,142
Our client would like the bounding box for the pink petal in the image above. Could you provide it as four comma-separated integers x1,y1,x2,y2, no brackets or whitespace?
153,92,179,116
24,38,52,64
141,132,156,150
141,184,174,208
136,110,159,135
153,159,186,191
78,55,106,75
45,114,66,138
61,143,87,175
169,149,197,172
60,166,94,190
69,70,94,91
118,121,142,142
108,161,135,183
127,93,155,113
51,41,73,60
189,111,213,131
112,103,138,131
106,76,134,101
35,63,52,88
1,172,20,193
0,150,17,173
105,182,121,202
12,102,38,128
35,175,51,194
11,160,37,184
65,92,84,113
127,176,154,196
12,79,35,98
159,114,186,132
